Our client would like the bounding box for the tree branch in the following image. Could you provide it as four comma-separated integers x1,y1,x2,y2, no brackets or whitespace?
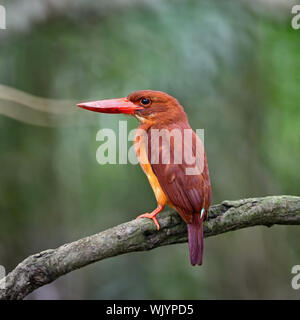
0,195,299,300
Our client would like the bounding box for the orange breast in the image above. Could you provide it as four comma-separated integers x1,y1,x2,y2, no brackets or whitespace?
134,131,168,207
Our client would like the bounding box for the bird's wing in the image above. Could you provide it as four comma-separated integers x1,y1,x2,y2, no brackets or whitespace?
148,123,211,224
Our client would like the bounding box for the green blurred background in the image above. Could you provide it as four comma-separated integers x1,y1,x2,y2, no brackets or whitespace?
0,0,299,299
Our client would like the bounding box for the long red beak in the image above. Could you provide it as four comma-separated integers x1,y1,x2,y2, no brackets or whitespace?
77,97,143,115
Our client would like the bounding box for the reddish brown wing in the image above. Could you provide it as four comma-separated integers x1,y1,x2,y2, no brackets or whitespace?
148,123,212,224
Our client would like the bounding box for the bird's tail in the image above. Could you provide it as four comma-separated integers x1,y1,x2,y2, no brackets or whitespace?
187,214,204,266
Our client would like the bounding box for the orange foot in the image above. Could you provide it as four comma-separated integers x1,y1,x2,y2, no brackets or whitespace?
136,205,164,230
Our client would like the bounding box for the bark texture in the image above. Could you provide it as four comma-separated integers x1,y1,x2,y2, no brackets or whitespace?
0,195,299,300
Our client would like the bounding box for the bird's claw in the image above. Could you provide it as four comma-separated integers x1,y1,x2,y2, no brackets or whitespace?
136,213,160,230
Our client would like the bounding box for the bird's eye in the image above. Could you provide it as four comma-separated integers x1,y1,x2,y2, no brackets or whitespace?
140,98,151,106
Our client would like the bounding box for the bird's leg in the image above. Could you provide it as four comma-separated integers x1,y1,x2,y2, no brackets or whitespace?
136,205,165,230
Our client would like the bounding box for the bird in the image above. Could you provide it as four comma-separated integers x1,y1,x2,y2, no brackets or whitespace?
77,90,212,265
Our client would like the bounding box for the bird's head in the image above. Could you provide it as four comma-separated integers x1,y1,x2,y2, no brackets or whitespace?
77,90,187,124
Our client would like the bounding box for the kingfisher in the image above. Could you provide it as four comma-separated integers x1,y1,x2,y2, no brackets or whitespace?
78,90,212,265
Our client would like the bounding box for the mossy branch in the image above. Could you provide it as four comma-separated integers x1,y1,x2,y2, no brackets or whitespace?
0,195,299,300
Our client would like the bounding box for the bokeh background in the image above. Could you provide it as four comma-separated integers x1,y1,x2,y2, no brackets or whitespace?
0,0,299,299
